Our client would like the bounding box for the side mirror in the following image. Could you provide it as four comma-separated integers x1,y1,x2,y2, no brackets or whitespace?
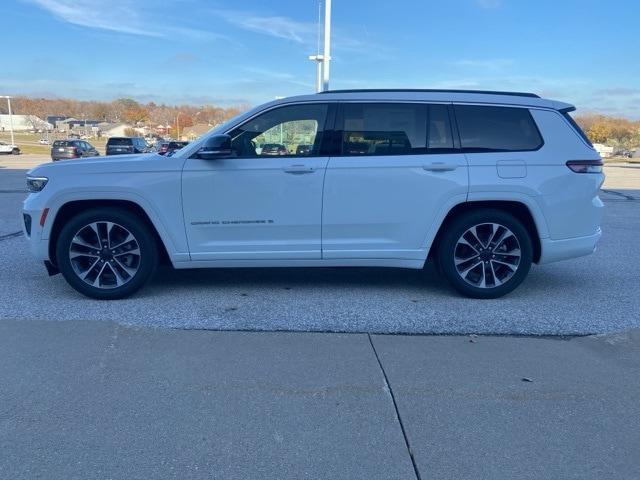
197,134,233,160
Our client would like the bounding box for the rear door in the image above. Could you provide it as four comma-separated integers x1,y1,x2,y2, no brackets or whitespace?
322,102,468,260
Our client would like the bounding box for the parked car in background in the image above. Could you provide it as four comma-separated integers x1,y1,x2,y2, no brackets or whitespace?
23,89,604,300
157,140,189,156
51,140,99,161
38,138,50,145
296,144,312,155
105,137,149,156
0,141,20,155
261,143,288,155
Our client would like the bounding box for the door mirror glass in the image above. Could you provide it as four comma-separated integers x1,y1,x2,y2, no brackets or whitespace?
197,134,233,160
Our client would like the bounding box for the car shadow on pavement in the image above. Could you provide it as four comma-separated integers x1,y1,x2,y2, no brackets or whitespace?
151,263,452,293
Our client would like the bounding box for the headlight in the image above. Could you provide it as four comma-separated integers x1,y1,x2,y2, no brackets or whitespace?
26,176,49,192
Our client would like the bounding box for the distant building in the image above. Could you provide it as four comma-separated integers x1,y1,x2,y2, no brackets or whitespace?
102,123,137,137
593,143,614,158
47,115,68,127
0,114,52,132
181,123,212,140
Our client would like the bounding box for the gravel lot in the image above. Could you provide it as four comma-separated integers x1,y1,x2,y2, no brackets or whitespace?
1,156,639,335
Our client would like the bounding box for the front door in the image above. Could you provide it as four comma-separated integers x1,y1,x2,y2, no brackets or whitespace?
182,102,330,261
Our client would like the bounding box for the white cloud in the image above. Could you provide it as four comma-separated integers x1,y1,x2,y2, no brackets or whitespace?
28,0,160,36
27,0,223,40
215,10,315,44
212,8,387,58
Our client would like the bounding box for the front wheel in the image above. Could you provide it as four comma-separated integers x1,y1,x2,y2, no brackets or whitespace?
437,209,533,299
55,208,158,299
11,148,20,155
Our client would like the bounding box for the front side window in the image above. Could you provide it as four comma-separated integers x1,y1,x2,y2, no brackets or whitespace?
229,103,328,158
454,105,543,152
339,103,427,156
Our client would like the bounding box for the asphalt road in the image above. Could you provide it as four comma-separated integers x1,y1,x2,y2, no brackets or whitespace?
1,156,639,335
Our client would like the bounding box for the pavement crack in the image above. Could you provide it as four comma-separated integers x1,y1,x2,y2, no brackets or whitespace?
601,189,637,201
0,231,22,242
367,333,422,480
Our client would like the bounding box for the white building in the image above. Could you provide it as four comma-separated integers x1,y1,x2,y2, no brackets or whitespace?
0,114,52,132
593,143,614,158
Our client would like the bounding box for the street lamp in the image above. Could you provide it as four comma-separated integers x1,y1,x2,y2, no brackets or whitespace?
0,95,15,145
308,0,331,92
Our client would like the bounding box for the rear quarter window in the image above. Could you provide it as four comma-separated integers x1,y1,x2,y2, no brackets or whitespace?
562,111,593,147
454,105,543,152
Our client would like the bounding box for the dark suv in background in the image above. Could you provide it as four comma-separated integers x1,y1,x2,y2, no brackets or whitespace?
157,140,189,155
51,140,99,161
106,137,149,156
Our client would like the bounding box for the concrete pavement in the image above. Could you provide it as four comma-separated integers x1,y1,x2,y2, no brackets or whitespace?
1,320,638,479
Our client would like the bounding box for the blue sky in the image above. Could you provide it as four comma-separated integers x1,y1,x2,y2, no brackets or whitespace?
2,0,639,117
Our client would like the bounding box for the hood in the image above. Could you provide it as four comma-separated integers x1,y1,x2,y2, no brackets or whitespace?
28,153,183,177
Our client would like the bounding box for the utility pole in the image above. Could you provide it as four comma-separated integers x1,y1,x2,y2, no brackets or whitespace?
308,0,332,92
0,96,15,145
322,0,331,91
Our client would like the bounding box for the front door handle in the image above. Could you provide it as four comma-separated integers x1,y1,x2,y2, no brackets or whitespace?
283,165,315,174
422,162,457,172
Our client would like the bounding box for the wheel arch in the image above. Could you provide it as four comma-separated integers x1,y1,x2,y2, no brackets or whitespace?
48,199,171,267
428,200,542,264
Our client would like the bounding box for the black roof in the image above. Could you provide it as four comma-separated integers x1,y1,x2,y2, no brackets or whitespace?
318,89,540,98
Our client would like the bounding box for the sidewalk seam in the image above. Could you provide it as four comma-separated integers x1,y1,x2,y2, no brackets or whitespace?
367,333,422,480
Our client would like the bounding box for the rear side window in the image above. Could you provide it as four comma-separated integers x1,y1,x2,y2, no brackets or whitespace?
428,104,454,151
339,103,427,156
454,105,543,152
107,138,133,146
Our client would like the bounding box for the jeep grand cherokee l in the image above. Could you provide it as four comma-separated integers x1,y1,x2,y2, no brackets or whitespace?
23,89,604,300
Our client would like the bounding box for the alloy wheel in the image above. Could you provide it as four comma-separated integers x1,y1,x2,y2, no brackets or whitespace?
453,222,521,289
68,221,141,289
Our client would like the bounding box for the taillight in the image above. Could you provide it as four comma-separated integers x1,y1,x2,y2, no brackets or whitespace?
566,160,603,174
72,147,80,157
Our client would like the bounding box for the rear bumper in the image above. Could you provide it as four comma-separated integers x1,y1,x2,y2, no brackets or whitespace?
538,228,602,264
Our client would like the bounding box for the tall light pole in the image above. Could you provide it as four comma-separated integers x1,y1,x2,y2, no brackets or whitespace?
308,0,332,92
0,95,15,145
321,0,331,91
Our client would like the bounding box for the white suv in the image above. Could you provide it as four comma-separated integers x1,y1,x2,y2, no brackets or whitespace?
23,89,604,300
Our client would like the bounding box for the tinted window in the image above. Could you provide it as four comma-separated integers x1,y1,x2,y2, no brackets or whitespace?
107,138,133,146
339,103,427,156
230,103,328,157
53,140,74,147
428,104,454,150
455,105,542,151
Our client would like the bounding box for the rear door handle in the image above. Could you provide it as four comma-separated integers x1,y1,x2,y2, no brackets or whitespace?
283,165,315,174
422,162,457,172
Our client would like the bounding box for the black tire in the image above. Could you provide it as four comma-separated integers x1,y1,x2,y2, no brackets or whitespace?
436,209,533,299
55,207,158,300
11,148,20,155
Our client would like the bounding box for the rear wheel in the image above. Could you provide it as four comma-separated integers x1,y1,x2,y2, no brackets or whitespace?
55,208,158,299
437,209,533,299
11,148,20,155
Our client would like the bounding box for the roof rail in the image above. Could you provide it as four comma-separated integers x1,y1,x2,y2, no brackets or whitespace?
318,89,540,98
